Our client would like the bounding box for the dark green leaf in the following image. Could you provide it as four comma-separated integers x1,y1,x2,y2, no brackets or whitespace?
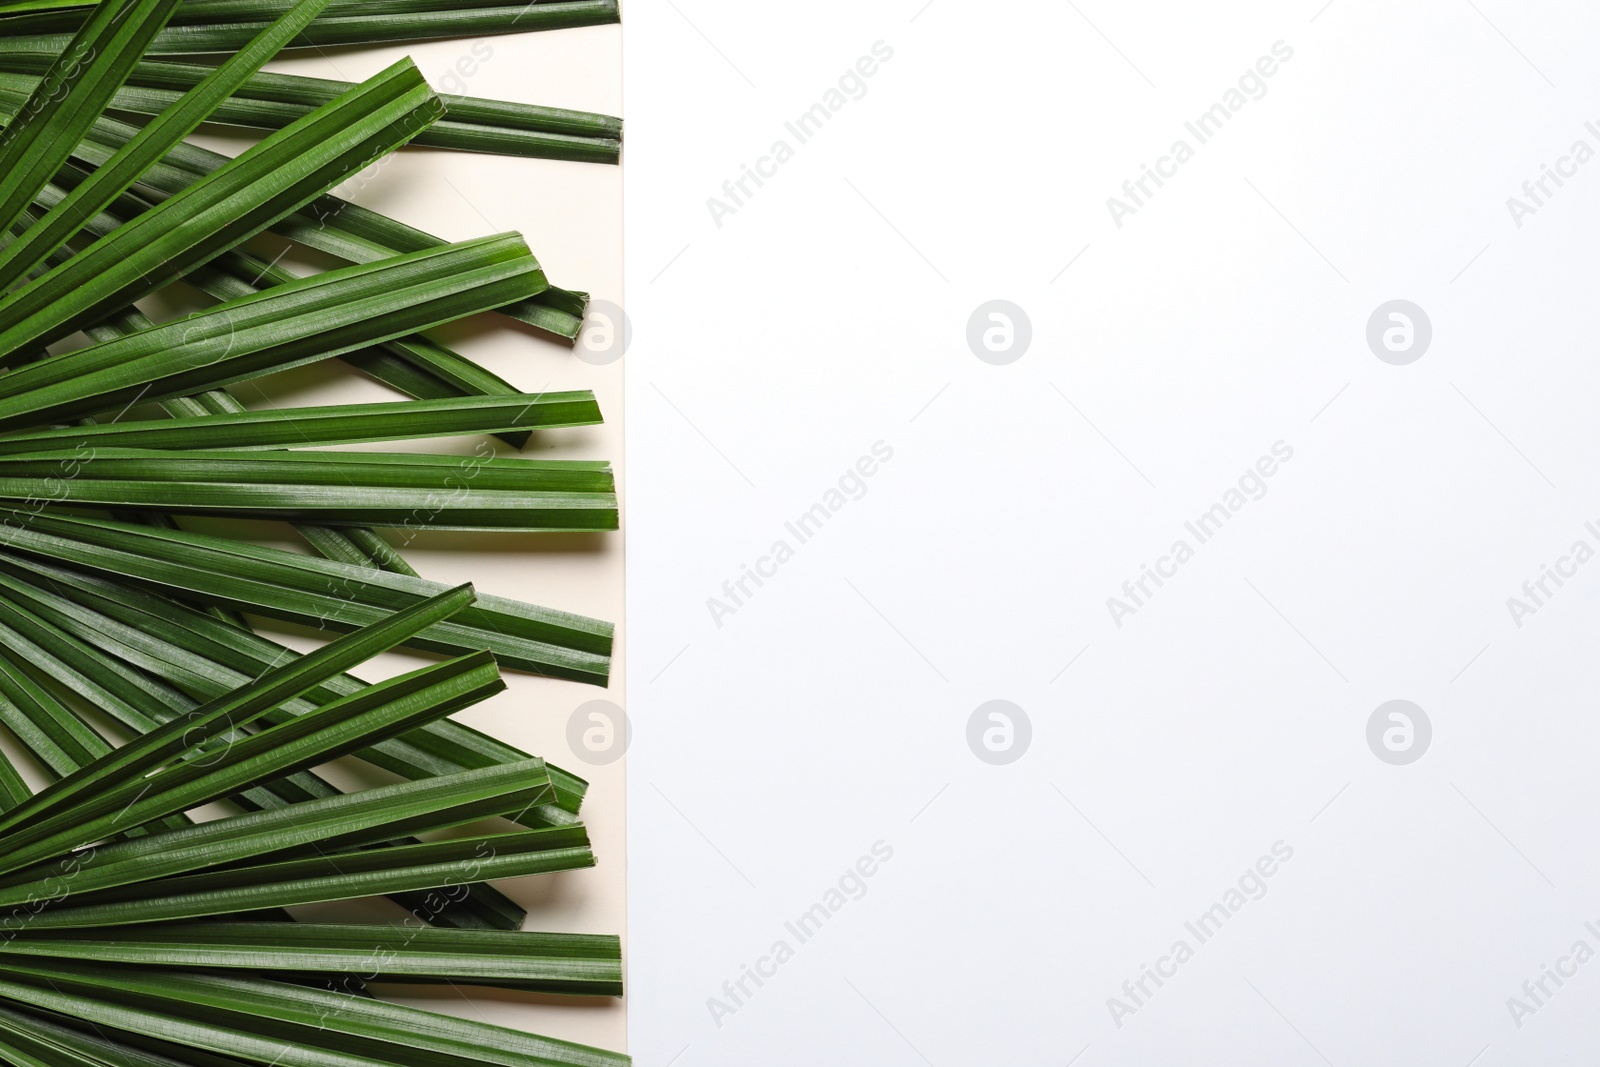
0,0,331,290
0,57,446,360
0,510,613,682
0,923,623,996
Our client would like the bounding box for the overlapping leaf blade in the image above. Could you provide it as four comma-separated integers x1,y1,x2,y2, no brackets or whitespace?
0,1,628,1063
0,393,601,453
0,0,179,238
0,56,447,360
0,235,547,426
0,0,330,289
0,510,613,681
0,924,624,995
0,449,618,530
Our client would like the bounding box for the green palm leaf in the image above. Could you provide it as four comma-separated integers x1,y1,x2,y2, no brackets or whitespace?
0,0,627,1062
0,572,556,932
0,924,624,995
0,58,449,359
0,0,331,289
0,0,180,237
0,758,556,903
0,510,614,679
0,393,602,453
0,555,592,816
22,828,593,928
0,649,506,876
12,100,590,337
0,64,620,163
0,0,621,50
0,235,546,423
0,963,628,1067
0,584,478,839
0,449,619,530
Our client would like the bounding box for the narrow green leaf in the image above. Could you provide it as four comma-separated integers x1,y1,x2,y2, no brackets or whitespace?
0,1004,240,1067
119,81,619,162
158,3,621,51
0,1,90,15
0,758,553,905
0,62,619,163
0,449,617,531
0,570,536,930
24,825,590,927
0,57,445,360
0,741,27,813
0,962,629,1067
0,0,621,47
0,1028,67,1067
0,586,199,737
0,584,476,841
180,393,412,576
0,0,179,237
23,97,587,338
0,650,505,878
123,57,624,137
0,554,590,817
0,0,331,290
0,511,613,682
336,526,419,576
0,394,602,453
0,581,348,833
1,924,623,996
46,235,537,452
0,655,107,774
150,384,419,574
0,236,547,428
298,523,388,568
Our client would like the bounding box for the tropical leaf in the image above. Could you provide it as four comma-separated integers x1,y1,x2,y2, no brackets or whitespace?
0,393,602,453
0,0,622,51
0,759,559,904
0,58,449,359
0,0,331,289
0,449,619,530
0,576,546,932
0,0,628,1061
15,100,590,337
0,963,629,1067
0,923,624,996
0,553,592,817
0,235,547,423
0,583,479,840
0,0,180,238
0,510,614,681
0,66,620,162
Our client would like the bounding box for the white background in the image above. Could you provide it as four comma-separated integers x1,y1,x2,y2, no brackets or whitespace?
627,1,1600,1064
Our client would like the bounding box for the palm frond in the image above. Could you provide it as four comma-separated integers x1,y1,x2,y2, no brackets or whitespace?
0,0,626,1060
